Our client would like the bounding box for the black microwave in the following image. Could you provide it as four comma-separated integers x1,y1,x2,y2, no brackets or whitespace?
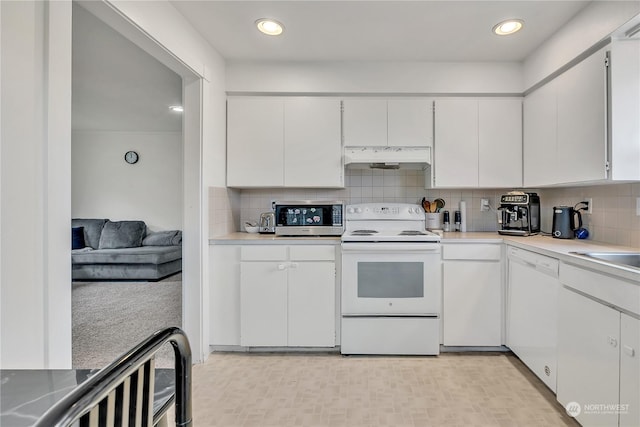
274,201,344,236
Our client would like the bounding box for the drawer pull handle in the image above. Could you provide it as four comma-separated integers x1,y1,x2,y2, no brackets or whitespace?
277,264,286,271
623,345,636,357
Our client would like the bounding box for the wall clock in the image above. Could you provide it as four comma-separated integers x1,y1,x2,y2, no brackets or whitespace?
124,151,139,164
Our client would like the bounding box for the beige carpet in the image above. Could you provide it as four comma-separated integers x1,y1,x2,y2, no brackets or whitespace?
72,273,182,369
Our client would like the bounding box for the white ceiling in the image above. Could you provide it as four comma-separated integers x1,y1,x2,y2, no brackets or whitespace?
170,0,590,62
72,1,593,132
72,3,182,132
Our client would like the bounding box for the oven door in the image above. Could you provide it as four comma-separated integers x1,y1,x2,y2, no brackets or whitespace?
341,242,441,316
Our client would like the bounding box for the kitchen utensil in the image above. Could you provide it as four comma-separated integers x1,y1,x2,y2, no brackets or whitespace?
552,206,582,239
423,200,431,213
442,210,450,232
433,198,445,212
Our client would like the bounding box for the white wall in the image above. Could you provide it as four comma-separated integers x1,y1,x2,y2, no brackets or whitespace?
523,1,640,89
72,131,182,231
103,0,227,363
1,0,72,368
226,61,523,94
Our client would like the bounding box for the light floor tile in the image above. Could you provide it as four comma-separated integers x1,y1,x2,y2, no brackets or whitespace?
174,352,579,427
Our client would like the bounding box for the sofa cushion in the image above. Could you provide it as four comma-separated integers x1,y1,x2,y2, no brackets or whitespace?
99,220,146,249
72,246,182,265
72,219,108,249
142,230,182,246
72,227,86,249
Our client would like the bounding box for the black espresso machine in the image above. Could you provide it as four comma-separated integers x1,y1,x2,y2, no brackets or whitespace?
498,191,540,236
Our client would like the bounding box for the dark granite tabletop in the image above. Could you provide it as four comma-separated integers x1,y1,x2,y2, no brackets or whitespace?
0,369,175,426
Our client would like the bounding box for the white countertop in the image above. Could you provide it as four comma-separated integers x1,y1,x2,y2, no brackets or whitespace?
210,231,639,282
443,232,639,282
209,232,341,245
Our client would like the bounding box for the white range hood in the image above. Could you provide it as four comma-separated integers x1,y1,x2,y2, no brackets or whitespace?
344,146,431,170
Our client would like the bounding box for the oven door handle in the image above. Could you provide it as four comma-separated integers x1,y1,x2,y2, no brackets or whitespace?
341,243,441,252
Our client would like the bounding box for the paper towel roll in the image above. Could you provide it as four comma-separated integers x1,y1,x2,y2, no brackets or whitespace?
460,201,467,232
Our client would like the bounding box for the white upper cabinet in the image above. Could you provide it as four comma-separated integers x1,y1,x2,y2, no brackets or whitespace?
387,99,433,147
227,97,284,187
227,97,343,188
479,99,522,187
284,98,342,187
433,99,478,188
342,99,387,146
523,81,557,187
556,49,607,184
433,98,522,188
343,98,433,147
522,45,638,187
610,39,640,181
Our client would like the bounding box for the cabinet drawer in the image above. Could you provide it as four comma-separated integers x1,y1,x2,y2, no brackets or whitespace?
442,244,501,260
560,263,640,316
290,245,335,261
241,245,287,261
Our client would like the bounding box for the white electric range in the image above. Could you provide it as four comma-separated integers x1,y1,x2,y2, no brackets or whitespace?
340,203,442,355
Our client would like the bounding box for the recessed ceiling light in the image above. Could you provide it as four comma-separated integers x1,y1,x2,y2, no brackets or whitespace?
256,18,284,36
169,105,183,112
493,19,524,36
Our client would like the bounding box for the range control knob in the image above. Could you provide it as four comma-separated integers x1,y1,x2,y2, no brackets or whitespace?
347,207,355,214
355,207,363,214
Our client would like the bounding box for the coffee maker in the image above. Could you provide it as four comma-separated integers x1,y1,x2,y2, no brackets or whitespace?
498,191,540,236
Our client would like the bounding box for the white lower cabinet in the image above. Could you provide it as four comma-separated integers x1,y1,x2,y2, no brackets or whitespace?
620,313,640,427
240,261,289,346
557,263,640,427
506,247,559,392
442,243,502,346
209,245,241,346
239,245,336,347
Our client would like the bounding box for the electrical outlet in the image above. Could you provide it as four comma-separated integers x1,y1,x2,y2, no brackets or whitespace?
584,198,593,214
271,199,276,211
480,198,490,212
636,197,640,216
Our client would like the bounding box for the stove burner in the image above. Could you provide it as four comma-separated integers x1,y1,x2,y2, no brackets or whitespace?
351,230,379,235
398,230,427,236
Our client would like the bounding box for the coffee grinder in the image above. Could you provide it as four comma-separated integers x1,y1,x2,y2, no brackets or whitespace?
498,191,540,236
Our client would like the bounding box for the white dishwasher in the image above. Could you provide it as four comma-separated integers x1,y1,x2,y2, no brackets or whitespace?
506,246,560,392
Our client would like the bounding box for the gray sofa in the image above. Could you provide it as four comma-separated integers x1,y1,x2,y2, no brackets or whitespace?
71,219,182,281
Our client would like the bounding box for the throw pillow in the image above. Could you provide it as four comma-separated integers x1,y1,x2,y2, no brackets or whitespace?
72,227,86,250
142,230,182,246
71,218,108,249
98,220,146,249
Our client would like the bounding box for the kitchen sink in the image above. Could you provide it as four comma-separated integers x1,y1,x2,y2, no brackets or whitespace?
570,252,640,270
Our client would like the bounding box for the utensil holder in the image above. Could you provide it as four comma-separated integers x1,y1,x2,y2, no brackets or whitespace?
425,212,443,230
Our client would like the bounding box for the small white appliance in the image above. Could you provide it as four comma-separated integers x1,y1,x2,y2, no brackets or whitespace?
340,203,442,355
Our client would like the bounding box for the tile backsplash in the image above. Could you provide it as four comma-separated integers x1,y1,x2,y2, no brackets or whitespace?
209,173,640,248
538,183,640,248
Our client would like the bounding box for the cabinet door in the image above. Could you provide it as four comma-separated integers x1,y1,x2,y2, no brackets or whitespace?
210,245,241,346
387,99,433,147
284,98,342,187
227,98,284,187
434,99,479,187
240,262,288,346
479,99,522,187
342,99,387,146
556,49,607,184
523,83,557,187
288,262,335,347
621,313,640,427
443,260,501,346
557,286,620,427
507,260,558,392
